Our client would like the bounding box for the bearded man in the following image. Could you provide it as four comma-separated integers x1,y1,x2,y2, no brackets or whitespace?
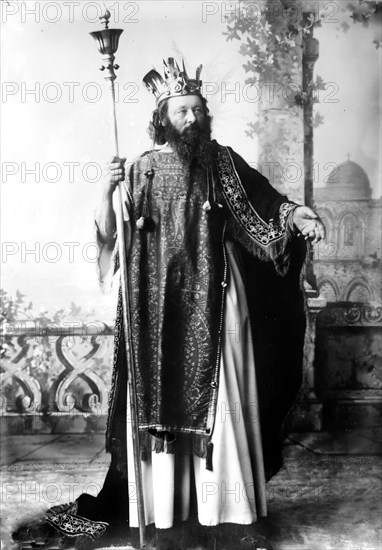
14,59,324,550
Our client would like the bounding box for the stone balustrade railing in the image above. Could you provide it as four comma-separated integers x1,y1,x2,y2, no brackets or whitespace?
1,321,114,422
2,301,381,433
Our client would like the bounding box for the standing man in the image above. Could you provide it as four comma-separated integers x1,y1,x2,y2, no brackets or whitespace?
16,58,324,550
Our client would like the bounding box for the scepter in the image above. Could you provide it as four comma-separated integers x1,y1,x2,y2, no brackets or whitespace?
90,8,146,548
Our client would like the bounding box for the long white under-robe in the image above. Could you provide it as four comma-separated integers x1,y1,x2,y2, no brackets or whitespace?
126,240,266,528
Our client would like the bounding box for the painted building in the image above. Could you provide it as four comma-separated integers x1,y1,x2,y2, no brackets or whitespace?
312,159,382,430
314,159,382,303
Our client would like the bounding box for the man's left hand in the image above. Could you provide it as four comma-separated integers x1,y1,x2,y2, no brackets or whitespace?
293,206,326,244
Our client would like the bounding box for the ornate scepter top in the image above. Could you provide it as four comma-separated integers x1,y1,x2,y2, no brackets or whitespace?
90,6,123,80
99,6,111,28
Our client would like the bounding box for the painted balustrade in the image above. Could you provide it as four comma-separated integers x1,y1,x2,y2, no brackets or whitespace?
1,321,114,423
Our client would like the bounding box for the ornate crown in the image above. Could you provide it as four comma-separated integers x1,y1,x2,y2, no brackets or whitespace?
143,58,203,105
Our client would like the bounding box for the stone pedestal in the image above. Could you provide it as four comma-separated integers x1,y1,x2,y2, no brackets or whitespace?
315,302,382,430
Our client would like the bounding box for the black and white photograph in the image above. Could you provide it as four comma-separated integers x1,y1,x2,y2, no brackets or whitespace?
1,1,381,549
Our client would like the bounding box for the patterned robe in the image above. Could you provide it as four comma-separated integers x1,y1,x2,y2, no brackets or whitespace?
103,142,305,471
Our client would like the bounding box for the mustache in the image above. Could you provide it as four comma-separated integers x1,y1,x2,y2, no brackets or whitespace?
180,123,206,142
164,119,213,167
164,120,211,144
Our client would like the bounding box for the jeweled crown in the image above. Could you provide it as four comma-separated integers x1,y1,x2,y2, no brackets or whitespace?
143,58,203,105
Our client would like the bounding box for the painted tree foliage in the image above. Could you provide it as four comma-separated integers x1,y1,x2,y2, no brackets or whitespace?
223,0,381,193
224,0,381,127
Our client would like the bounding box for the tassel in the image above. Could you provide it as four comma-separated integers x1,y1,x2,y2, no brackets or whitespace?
137,161,156,231
203,200,211,212
136,216,145,230
206,441,213,471
137,216,156,232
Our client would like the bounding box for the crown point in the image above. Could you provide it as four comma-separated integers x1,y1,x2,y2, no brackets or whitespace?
143,58,203,105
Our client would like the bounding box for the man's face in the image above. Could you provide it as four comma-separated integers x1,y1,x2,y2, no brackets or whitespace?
165,95,206,135
160,94,212,166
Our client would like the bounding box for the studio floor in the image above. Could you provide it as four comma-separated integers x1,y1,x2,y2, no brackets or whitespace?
1,429,381,550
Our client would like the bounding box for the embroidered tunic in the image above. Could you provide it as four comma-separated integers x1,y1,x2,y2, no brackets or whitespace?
104,142,299,465
128,151,226,436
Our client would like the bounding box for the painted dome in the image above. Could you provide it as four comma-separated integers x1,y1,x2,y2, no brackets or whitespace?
319,160,372,200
